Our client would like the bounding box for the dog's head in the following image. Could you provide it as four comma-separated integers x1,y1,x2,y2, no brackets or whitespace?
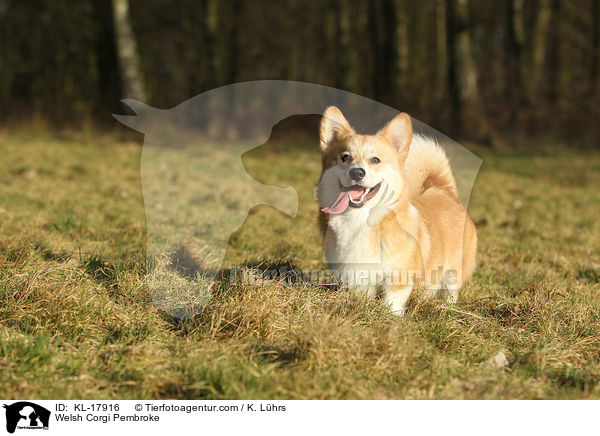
316,106,412,215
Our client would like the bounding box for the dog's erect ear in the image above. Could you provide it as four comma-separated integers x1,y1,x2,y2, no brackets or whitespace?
320,106,354,152
379,113,412,160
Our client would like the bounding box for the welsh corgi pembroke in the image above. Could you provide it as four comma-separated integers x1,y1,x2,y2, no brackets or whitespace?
316,107,477,315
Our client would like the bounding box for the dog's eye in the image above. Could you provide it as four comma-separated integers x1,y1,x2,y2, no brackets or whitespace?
370,157,381,164
341,153,352,163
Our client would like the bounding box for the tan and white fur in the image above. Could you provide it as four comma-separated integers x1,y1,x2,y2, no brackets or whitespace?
316,107,477,315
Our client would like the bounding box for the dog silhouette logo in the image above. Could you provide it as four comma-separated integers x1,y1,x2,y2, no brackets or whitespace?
3,402,50,433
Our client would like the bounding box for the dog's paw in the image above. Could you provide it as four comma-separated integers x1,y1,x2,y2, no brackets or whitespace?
443,289,459,304
390,307,407,317
384,285,413,317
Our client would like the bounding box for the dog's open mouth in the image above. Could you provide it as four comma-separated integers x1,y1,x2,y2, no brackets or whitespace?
321,182,381,214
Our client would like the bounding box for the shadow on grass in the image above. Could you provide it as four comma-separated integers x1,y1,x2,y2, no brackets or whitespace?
170,243,328,286
81,252,152,305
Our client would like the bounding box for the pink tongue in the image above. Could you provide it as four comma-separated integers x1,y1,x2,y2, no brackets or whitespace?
321,186,365,214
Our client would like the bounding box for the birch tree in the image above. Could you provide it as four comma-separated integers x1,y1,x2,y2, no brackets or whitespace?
112,0,146,101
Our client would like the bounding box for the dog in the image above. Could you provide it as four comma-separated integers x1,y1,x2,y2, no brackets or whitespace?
316,106,477,315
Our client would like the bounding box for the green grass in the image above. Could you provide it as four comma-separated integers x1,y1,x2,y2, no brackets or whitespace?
0,127,599,399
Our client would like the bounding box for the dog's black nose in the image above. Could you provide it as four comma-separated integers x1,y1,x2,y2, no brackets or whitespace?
349,167,366,181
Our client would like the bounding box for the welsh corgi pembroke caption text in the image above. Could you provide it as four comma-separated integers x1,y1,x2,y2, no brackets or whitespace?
316,107,477,315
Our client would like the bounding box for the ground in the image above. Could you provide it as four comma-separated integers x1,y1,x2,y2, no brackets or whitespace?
0,125,599,399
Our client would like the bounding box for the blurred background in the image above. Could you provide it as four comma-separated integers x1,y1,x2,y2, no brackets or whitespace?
1,0,599,145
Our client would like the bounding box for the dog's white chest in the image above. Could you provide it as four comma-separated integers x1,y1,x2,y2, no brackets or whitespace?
324,211,380,262
323,211,389,295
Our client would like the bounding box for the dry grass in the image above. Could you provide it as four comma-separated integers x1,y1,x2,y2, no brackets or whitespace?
0,127,599,399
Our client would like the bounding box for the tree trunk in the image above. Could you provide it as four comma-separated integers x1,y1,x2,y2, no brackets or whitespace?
340,1,359,92
394,0,410,95
225,0,240,86
528,0,550,102
546,0,560,104
368,0,397,101
202,0,217,89
368,0,385,100
505,0,525,105
446,0,496,144
592,0,599,93
112,0,146,101
435,0,447,106
332,0,344,89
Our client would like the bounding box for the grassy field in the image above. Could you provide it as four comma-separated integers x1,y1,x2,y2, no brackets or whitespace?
0,126,599,399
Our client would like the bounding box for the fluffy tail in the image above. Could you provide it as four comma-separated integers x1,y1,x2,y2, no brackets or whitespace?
404,135,458,198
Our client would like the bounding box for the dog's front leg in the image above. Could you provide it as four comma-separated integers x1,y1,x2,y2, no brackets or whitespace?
348,284,378,299
383,284,414,316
